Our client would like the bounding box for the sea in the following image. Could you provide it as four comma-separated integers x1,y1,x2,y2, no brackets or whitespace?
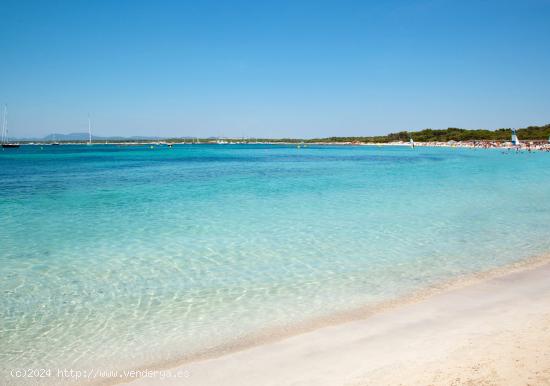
1,144,550,383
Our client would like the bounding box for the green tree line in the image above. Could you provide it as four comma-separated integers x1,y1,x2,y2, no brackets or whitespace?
307,124,550,143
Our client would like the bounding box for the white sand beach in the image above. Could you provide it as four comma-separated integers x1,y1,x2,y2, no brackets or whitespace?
127,260,550,386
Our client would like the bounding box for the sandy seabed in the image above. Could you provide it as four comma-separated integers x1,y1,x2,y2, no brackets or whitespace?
123,256,550,386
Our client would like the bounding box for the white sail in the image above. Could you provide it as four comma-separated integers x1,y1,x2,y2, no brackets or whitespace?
511,129,520,146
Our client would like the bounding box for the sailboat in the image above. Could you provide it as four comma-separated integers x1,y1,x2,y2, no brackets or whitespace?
511,128,520,146
51,134,60,145
1,105,20,148
87,115,93,145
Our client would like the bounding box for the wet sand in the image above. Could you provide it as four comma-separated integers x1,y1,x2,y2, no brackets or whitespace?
127,261,550,386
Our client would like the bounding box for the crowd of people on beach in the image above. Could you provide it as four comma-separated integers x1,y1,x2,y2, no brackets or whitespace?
403,140,550,152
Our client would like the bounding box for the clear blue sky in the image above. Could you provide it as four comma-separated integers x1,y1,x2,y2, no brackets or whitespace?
1,0,549,138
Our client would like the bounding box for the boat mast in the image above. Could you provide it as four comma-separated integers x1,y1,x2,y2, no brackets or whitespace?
0,105,4,144
2,105,8,144
88,114,92,144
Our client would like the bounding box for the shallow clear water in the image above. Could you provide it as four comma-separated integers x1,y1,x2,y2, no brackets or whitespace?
1,144,550,379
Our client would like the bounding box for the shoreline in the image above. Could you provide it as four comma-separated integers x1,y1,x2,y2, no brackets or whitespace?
7,141,550,150
109,253,550,385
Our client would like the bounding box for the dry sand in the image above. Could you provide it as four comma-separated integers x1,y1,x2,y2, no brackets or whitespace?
128,262,550,386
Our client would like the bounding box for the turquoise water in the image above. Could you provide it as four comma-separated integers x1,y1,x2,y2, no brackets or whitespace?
2,144,550,381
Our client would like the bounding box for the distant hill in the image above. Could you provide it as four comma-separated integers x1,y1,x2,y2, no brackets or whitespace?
13,133,196,141
13,133,234,142
41,133,165,141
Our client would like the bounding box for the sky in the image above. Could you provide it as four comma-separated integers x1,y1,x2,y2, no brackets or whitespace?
1,0,550,138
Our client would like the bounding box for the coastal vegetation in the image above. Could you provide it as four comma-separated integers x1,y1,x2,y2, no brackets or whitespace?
309,124,550,143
